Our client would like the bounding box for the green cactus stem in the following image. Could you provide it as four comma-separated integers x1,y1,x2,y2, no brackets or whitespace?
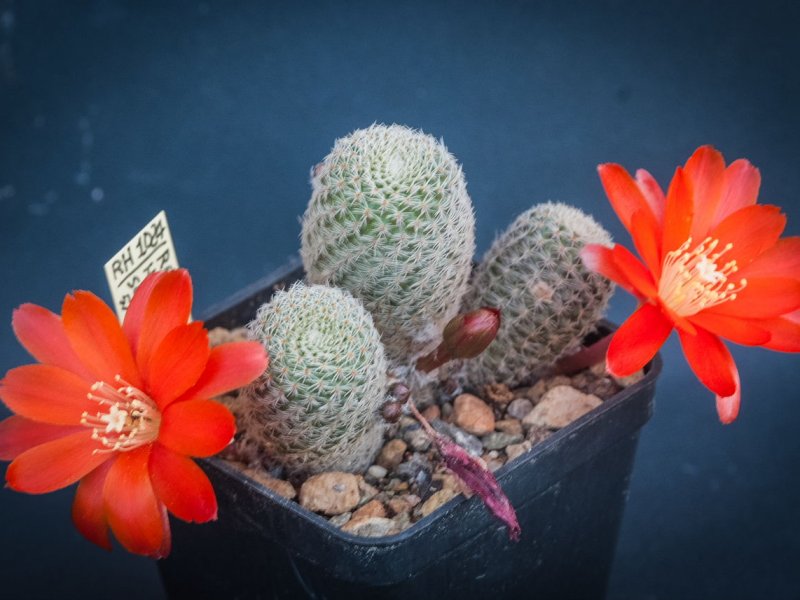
240,282,388,474
301,124,476,365
464,202,614,387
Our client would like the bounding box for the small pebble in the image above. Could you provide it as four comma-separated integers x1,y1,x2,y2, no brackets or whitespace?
403,426,432,452
243,468,297,500
545,375,572,390
612,369,646,387
388,496,412,515
432,420,483,457
526,379,548,403
453,393,495,435
299,472,360,515
418,488,458,518
483,383,514,405
441,402,454,421
352,499,387,520
482,455,505,472
392,511,412,532
495,418,523,436
506,398,534,420
357,476,379,504
527,425,552,445
366,464,388,480
523,385,602,429
589,377,622,399
506,441,532,462
377,439,407,470
481,431,524,450
341,516,399,537
421,404,441,421
329,512,352,527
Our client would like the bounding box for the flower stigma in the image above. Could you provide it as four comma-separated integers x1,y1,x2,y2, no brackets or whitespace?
658,237,747,317
81,375,161,453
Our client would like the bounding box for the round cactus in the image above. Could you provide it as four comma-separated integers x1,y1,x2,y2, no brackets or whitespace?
301,124,475,365
240,282,388,474
464,202,614,387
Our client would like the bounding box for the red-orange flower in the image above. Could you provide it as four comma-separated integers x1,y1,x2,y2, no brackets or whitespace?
0,270,268,557
582,146,800,423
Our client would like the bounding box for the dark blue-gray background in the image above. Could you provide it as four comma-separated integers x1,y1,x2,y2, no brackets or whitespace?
1,1,798,598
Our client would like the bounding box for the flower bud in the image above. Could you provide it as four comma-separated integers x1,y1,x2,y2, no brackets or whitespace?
416,307,501,372
390,382,411,403
381,400,404,423
442,307,501,359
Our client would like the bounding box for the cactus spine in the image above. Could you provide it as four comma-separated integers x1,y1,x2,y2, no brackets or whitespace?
301,124,475,364
241,283,387,474
464,202,614,387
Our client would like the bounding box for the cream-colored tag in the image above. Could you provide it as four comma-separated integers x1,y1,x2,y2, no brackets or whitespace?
104,210,180,320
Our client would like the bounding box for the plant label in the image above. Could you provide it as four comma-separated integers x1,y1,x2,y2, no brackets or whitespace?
104,210,180,320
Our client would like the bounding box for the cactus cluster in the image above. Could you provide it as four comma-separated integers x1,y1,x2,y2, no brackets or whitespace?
301,124,475,364
240,282,388,474
239,125,615,476
464,202,614,387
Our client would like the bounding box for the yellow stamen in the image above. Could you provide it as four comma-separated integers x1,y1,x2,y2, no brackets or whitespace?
659,237,747,317
80,375,160,454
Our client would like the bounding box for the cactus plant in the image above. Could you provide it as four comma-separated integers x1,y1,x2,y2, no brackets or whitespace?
464,202,614,387
239,282,388,474
301,124,475,365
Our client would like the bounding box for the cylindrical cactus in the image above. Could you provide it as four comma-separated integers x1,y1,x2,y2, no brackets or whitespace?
301,124,476,365
239,282,388,474
464,202,614,387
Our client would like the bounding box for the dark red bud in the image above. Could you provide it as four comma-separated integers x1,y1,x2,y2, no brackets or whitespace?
390,382,410,403
416,307,501,373
382,400,404,423
442,307,501,359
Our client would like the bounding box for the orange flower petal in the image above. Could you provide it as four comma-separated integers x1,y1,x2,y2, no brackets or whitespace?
758,313,800,352
662,167,694,254
581,244,640,297
607,302,672,376
0,365,95,425
122,271,164,354
597,163,657,232
0,416,82,461
630,209,662,277
135,270,192,371
708,204,786,269
678,327,737,398
12,304,94,381
635,168,665,224
62,291,142,389
143,323,209,409
714,158,761,225
737,237,800,280
103,446,168,558
6,431,111,494
149,443,218,523
709,277,800,319
175,341,269,404
684,145,726,239
716,361,741,424
159,399,235,458
611,244,658,299
688,312,771,347
72,459,114,551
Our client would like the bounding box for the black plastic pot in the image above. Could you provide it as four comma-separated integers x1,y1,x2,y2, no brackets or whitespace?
158,258,662,600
